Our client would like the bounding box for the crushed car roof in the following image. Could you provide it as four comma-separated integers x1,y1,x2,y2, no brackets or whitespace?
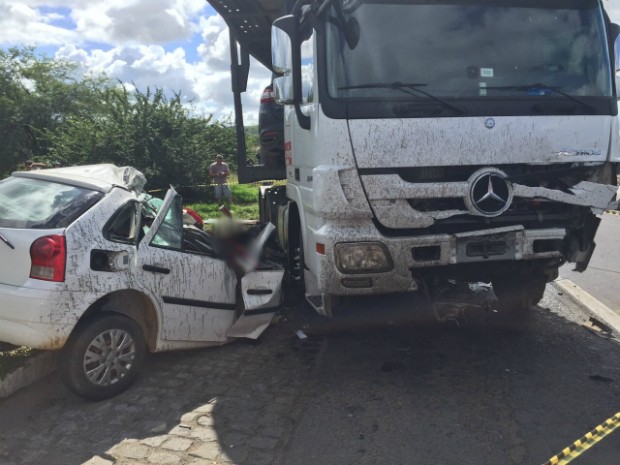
12,164,147,194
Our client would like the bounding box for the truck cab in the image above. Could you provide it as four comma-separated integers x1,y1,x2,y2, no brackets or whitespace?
211,0,620,316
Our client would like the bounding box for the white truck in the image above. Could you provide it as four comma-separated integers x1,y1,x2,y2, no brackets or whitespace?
210,0,620,316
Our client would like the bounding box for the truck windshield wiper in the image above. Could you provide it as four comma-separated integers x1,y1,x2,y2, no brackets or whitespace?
485,83,596,114
338,82,467,115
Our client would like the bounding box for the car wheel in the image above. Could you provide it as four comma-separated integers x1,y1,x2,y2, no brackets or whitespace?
59,314,146,401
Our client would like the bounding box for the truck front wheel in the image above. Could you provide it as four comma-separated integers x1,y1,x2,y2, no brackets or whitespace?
491,267,548,313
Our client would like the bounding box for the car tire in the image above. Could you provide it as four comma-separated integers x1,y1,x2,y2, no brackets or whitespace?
59,313,146,401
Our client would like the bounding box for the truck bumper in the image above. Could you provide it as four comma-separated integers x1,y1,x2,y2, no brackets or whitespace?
311,223,566,296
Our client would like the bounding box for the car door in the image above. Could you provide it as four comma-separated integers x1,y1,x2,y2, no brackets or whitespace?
226,222,285,338
227,268,285,339
136,189,238,343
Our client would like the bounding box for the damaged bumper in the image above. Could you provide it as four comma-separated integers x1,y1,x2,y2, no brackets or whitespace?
312,222,569,296
310,165,619,297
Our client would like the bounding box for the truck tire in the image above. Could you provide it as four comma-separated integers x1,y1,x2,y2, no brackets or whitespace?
491,268,547,313
59,313,146,400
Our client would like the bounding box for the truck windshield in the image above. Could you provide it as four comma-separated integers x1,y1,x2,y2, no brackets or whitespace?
325,0,612,102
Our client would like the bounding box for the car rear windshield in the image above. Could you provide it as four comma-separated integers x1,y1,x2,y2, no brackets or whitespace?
0,177,104,229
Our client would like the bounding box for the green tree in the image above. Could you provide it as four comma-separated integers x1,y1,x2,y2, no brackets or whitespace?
47,84,239,189
0,47,104,176
0,48,245,191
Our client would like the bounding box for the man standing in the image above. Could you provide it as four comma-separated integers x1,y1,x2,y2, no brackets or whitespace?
208,154,232,204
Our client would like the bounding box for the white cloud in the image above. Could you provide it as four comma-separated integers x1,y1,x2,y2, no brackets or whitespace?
0,2,79,46
109,0,205,44
197,14,230,71
76,0,192,45
55,40,271,125
0,0,208,47
0,0,272,125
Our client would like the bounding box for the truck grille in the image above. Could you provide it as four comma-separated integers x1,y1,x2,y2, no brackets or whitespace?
359,163,602,236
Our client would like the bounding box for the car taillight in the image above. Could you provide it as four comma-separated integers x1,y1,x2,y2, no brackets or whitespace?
261,88,276,104
30,235,66,282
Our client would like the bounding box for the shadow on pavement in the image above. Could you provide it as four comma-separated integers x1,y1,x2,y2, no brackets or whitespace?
0,287,618,465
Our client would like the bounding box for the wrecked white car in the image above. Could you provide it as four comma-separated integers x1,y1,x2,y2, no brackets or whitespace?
0,164,283,400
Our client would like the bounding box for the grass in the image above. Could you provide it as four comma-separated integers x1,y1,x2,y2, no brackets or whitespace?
186,183,272,221
0,346,38,381
188,203,260,221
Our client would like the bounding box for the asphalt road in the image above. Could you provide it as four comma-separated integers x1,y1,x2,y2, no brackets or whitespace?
0,286,619,465
278,287,620,465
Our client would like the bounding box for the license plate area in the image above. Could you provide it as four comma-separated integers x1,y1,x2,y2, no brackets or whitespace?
457,232,516,262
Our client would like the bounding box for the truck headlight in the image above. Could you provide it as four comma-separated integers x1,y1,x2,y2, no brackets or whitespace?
334,242,393,274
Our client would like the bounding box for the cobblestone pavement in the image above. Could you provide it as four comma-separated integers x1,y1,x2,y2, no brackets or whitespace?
1,287,620,465
0,309,325,465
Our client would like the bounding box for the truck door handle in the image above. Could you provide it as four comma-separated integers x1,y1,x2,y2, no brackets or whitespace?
143,265,171,274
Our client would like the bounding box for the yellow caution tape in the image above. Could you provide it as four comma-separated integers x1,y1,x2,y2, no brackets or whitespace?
147,180,282,194
541,412,620,465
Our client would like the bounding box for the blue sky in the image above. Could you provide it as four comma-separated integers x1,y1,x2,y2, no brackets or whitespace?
0,1,619,124
0,0,271,123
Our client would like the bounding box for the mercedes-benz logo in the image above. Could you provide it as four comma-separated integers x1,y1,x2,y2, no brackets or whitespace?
464,168,513,217
484,118,495,129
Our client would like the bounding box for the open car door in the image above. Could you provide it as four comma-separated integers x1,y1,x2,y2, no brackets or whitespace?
138,189,238,345
228,223,285,338
137,189,284,347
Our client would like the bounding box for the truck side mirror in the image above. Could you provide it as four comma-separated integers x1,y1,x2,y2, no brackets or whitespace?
274,75,294,104
272,16,295,104
272,13,310,130
272,16,294,74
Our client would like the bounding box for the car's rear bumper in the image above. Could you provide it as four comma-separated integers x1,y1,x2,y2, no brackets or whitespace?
0,284,84,349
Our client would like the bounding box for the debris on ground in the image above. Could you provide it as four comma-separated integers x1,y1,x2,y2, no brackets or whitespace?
427,280,494,327
582,316,612,338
